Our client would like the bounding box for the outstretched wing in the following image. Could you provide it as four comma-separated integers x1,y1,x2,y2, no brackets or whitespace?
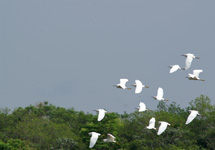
107,133,115,141
139,102,146,111
157,87,164,100
193,70,203,78
185,56,193,70
89,133,99,148
119,79,128,89
120,79,128,85
98,109,106,121
135,80,143,94
148,117,156,127
157,122,168,135
170,65,180,73
185,111,198,124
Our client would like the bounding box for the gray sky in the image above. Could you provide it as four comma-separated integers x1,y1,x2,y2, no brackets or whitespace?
0,1,215,114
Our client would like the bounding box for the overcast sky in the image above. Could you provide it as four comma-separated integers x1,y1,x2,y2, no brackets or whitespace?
0,1,215,114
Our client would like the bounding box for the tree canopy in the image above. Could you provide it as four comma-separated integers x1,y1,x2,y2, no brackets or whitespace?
0,95,214,149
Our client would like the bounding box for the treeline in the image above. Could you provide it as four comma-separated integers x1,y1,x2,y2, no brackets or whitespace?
0,95,214,150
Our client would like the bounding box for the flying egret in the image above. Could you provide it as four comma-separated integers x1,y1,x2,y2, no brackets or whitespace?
94,109,107,121
103,133,116,143
115,78,131,90
136,102,147,112
185,110,200,124
187,69,204,81
146,117,156,130
132,80,149,94
152,87,168,101
182,53,200,70
169,65,183,73
157,121,170,135
89,132,101,148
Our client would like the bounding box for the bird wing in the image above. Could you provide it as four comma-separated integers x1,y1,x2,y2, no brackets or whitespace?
170,65,179,73
157,122,168,135
120,79,128,85
193,70,203,78
185,56,193,70
185,111,198,124
157,87,164,99
107,133,115,141
98,109,106,121
139,102,146,111
135,80,143,94
89,133,99,148
149,117,155,127
119,79,128,89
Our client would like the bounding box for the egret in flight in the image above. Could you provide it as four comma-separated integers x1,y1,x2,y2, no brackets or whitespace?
182,53,200,70
185,110,200,124
157,121,170,135
94,109,107,121
103,133,116,143
146,117,156,130
169,65,183,73
89,132,101,148
136,102,147,112
132,80,149,94
152,87,168,101
187,69,204,81
115,78,131,89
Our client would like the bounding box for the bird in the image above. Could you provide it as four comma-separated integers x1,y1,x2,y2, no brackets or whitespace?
146,117,156,130
89,132,101,148
152,87,168,101
169,65,183,73
157,121,170,135
115,78,131,89
181,53,200,70
103,133,116,143
132,80,149,94
185,110,200,124
94,109,107,121
186,69,204,81
136,102,147,112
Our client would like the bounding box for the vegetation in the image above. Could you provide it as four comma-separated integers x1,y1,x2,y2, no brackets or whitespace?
0,95,214,149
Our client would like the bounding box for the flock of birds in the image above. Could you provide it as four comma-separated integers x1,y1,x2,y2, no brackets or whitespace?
88,53,204,148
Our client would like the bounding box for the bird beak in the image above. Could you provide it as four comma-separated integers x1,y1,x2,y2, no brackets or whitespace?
196,57,200,59
145,86,149,88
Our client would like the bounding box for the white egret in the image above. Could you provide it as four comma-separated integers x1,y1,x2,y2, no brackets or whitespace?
182,53,200,70
187,69,204,81
89,132,101,148
115,78,131,89
169,65,183,73
152,87,168,101
146,117,156,130
103,133,116,143
94,109,107,121
133,80,149,94
185,110,200,124
157,121,170,135
136,102,147,112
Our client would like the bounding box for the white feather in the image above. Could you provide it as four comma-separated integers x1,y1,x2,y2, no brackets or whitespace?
157,121,170,135
146,117,156,129
89,132,101,148
185,110,199,124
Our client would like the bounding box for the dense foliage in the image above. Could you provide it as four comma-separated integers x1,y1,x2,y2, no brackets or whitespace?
0,95,214,149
